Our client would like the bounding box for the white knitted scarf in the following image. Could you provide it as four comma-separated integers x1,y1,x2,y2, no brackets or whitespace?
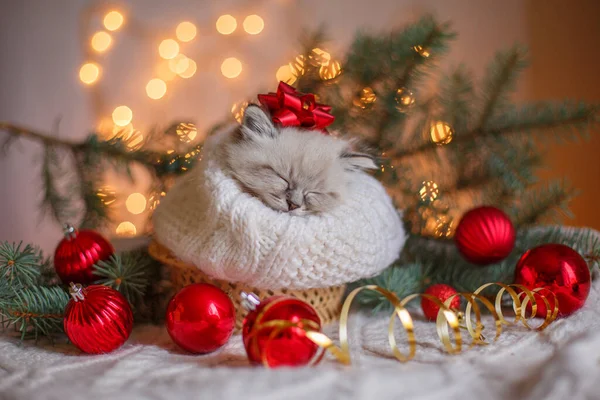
153,129,406,289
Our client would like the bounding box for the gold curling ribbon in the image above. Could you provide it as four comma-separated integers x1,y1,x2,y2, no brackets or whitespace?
249,282,559,367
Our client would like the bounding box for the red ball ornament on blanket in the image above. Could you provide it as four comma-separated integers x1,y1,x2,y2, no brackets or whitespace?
64,283,133,354
54,224,114,284
166,283,235,353
421,284,461,321
454,206,516,265
514,243,590,317
241,293,322,368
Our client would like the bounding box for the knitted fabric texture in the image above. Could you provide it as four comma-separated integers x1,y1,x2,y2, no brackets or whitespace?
153,130,406,290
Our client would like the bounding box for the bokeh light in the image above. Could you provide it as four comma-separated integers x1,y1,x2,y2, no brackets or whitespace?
126,193,147,214
146,78,167,100
243,15,264,35
103,11,124,31
176,21,197,42
116,221,137,236
178,59,197,78
155,60,177,81
79,62,100,85
91,31,112,52
216,15,237,35
275,65,296,84
112,106,133,127
221,57,242,78
168,54,190,74
159,39,179,59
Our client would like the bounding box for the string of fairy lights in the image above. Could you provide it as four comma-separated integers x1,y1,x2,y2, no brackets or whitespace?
77,6,453,238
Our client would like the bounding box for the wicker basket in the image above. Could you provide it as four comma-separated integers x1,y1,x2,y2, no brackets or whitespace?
148,240,345,331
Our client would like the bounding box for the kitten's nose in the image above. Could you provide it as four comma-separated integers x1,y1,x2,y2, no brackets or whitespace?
286,199,300,211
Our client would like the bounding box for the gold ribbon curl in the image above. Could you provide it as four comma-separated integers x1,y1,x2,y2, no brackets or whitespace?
247,282,559,367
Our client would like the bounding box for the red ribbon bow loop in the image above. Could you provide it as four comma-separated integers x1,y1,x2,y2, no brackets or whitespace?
257,82,335,133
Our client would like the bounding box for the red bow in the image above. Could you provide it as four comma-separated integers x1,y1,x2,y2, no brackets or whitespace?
257,82,335,133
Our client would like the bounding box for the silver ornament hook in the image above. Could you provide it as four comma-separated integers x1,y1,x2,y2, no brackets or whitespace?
69,282,85,302
240,292,261,311
63,223,77,240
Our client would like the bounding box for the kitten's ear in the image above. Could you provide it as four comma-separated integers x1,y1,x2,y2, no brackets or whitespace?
240,105,276,140
340,150,378,171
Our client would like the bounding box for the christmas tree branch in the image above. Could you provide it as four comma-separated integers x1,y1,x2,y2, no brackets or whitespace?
390,102,599,159
477,45,528,129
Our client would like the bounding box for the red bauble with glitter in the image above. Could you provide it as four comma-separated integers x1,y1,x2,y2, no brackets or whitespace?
165,283,235,354
54,224,114,284
454,206,516,265
421,284,461,321
64,283,133,354
514,243,590,317
242,294,321,368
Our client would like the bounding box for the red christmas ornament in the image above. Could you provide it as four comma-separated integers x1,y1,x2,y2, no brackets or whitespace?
54,224,114,284
454,206,516,265
64,283,133,354
514,244,590,317
421,284,461,321
242,293,322,368
165,283,235,354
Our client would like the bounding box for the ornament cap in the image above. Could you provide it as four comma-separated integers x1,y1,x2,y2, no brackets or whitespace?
63,223,77,240
240,292,261,311
69,282,85,302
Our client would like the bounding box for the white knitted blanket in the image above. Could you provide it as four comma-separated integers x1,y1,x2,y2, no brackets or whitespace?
153,131,405,289
1,249,599,400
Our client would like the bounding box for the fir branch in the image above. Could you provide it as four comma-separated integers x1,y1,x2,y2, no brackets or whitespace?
439,65,474,134
0,242,41,287
94,252,150,306
477,45,528,129
390,102,599,159
509,181,578,227
2,286,69,340
349,262,424,313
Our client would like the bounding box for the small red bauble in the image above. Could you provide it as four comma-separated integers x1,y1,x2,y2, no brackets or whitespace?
64,283,133,354
421,284,460,321
454,206,516,265
54,224,114,284
514,243,590,317
242,294,321,368
166,283,235,354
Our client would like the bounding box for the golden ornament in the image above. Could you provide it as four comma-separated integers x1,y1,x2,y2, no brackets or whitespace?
412,45,430,58
430,121,454,145
96,186,116,206
353,87,377,109
319,60,342,82
395,88,415,112
419,180,439,202
175,122,198,143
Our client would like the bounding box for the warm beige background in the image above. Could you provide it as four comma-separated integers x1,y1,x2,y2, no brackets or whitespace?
0,0,598,252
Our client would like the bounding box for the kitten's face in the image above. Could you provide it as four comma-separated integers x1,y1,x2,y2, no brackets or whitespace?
224,105,376,215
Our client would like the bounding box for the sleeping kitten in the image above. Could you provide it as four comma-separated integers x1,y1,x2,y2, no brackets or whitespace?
223,105,376,215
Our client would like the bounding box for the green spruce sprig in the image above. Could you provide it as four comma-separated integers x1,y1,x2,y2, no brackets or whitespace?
2,286,69,341
94,252,150,306
0,242,41,287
